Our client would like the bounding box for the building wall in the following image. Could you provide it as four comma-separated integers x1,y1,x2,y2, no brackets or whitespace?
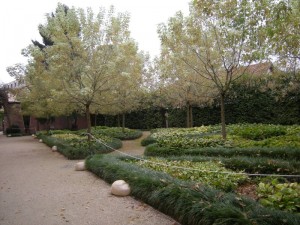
29,115,88,133
3,102,25,133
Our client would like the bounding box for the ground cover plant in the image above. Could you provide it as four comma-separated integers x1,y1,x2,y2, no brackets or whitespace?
37,129,122,159
37,126,142,159
144,124,300,149
92,126,143,140
141,124,300,213
257,178,300,213
86,154,300,225
75,126,143,140
129,157,248,191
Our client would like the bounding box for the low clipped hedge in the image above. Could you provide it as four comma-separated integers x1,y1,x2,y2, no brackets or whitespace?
145,144,300,160
76,126,143,140
38,134,122,159
161,155,300,177
141,135,156,146
86,155,300,225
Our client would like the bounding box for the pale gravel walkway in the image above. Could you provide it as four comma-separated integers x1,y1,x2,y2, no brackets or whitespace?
0,133,178,225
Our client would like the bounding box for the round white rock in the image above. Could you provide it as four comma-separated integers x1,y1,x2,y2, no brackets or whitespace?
111,180,131,196
52,146,57,151
39,139,43,143
75,161,86,171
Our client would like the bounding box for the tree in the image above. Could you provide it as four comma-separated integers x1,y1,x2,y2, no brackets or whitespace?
158,0,265,139
22,4,136,137
265,0,300,71
102,41,144,131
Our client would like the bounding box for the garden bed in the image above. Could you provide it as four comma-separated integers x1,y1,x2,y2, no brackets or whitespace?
37,126,142,159
86,154,300,225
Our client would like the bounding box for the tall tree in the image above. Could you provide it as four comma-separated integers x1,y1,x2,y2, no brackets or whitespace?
158,0,265,138
103,41,144,131
265,0,300,71
22,4,136,136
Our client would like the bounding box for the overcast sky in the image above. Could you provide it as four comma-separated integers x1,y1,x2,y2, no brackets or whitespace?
0,0,190,83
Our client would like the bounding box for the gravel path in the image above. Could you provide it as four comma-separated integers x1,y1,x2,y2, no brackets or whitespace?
0,133,178,225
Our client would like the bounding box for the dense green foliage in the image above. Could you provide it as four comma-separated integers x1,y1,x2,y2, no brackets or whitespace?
129,158,247,191
144,124,300,149
37,126,142,159
141,124,300,213
257,179,300,213
97,72,300,129
86,155,300,225
37,130,122,159
88,126,142,140
38,134,122,159
145,145,300,160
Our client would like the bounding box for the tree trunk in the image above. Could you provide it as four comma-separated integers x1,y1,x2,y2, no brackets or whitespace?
189,104,193,128
186,102,190,128
220,93,227,140
85,104,91,141
117,114,121,127
165,111,169,128
122,113,125,132
186,102,193,128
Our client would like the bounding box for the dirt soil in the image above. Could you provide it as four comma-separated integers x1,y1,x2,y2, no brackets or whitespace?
0,132,179,225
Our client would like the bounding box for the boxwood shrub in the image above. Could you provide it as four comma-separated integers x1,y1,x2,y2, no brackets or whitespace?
86,155,300,225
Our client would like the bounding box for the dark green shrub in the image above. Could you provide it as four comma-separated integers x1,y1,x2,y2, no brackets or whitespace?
229,124,287,140
144,143,182,156
145,145,300,160
141,135,157,146
86,155,300,225
163,155,300,177
39,134,122,159
76,126,143,140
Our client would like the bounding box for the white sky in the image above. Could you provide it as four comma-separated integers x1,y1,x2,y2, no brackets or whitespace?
0,0,190,83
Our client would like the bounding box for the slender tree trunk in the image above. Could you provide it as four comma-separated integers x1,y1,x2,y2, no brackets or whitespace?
189,105,193,128
122,113,125,132
186,102,190,128
85,104,91,141
186,102,193,128
117,114,121,127
220,93,227,140
165,111,169,128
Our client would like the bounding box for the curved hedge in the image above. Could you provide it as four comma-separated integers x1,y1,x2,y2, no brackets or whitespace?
38,134,122,159
86,155,300,225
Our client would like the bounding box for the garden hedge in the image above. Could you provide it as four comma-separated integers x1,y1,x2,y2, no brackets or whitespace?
38,134,122,159
144,144,300,160
86,155,300,225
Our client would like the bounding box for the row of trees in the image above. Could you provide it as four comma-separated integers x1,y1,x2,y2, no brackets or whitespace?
8,0,300,139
